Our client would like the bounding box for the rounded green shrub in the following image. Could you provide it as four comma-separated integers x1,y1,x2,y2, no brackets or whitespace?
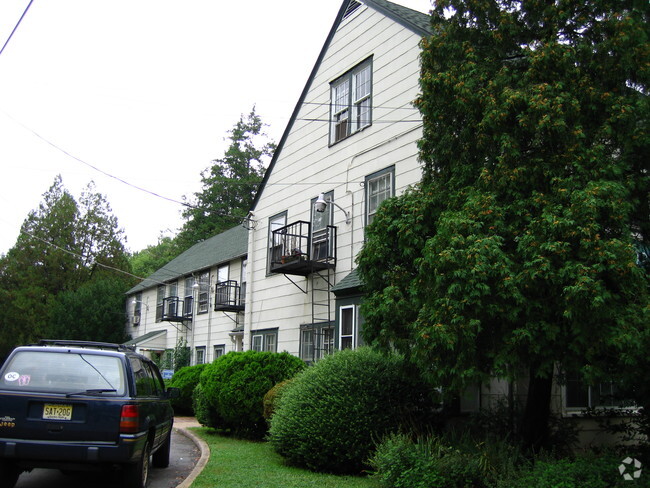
268,347,439,474
263,379,293,422
199,350,305,438
192,382,223,428
168,363,208,415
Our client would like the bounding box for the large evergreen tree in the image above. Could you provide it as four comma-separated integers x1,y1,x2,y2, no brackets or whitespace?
176,108,275,251
357,0,648,450
0,176,132,359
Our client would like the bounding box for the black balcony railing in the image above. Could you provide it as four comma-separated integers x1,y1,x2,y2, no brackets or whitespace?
270,221,336,276
162,296,193,322
214,280,245,312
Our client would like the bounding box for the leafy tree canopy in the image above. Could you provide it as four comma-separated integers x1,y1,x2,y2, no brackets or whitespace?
175,107,275,252
129,234,178,279
357,0,648,449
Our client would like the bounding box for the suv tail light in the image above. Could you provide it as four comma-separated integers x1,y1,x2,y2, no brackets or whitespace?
120,405,139,433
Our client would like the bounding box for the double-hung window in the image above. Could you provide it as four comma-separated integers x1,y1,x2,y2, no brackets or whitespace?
240,259,247,306
330,58,372,144
251,329,278,353
155,285,164,322
268,212,287,272
339,305,358,350
195,346,206,365
366,166,394,226
167,281,178,317
215,264,229,306
311,191,333,261
184,276,194,318
197,271,210,313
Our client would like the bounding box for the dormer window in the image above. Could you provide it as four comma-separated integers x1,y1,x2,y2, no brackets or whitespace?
330,58,372,145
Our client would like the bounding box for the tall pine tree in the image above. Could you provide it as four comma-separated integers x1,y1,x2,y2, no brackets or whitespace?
176,108,275,251
0,176,132,358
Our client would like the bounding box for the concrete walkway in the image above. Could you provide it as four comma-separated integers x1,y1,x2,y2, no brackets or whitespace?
173,417,209,488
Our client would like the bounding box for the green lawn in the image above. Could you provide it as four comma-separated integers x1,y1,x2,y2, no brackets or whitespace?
189,428,379,488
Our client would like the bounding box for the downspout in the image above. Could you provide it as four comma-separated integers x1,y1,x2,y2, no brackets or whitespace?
244,212,256,351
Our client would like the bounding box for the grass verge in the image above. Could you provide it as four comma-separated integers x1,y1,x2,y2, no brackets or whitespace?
189,427,378,488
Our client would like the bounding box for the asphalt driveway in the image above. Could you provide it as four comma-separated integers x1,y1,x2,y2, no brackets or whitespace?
14,427,201,488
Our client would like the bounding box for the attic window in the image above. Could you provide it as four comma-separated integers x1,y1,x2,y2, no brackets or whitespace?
330,57,373,145
343,1,362,19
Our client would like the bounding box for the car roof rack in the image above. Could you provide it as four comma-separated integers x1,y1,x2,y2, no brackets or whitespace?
36,340,135,352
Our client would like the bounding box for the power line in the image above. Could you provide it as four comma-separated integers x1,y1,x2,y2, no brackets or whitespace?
3,221,157,284
0,0,35,58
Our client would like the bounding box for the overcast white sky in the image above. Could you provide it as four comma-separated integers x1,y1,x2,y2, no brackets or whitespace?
0,0,432,255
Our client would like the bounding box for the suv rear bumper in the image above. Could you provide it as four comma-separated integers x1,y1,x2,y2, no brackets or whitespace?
0,432,147,469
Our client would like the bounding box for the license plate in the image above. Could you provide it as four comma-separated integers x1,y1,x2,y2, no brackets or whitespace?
43,403,73,421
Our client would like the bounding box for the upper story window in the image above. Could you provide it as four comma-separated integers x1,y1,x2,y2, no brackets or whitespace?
268,211,287,272
240,259,247,306
197,271,210,314
330,58,373,145
133,292,142,317
366,166,395,226
184,276,194,317
156,285,164,322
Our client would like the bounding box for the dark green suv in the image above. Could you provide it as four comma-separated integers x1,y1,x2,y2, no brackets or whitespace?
0,340,179,488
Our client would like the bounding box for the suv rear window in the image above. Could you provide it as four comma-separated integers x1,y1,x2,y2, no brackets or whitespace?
1,351,126,395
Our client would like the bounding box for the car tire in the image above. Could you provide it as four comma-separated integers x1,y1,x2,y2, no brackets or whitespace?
0,461,20,488
123,440,151,488
152,431,171,468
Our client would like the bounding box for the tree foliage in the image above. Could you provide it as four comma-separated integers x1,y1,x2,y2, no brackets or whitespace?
0,176,132,359
48,277,132,344
129,234,178,279
175,108,274,251
357,0,649,449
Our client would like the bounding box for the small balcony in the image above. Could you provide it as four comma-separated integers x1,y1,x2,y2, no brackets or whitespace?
162,296,193,323
270,221,336,276
214,280,245,313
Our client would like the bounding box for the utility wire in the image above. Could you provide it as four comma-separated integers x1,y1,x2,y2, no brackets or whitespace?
0,0,35,58
5,222,160,284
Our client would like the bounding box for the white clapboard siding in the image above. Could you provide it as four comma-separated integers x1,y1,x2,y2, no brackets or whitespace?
245,4,426,355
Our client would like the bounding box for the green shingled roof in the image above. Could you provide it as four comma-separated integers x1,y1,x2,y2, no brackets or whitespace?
332,268,364,295
127,225,248,294
366,0,432,37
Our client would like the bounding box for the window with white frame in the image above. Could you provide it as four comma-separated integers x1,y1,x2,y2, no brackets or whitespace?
330,58,372,144
311,191,333,260
214,344,226,359
339,305,357,350
156,285,164,322
133,292,142,318
195,346,206,365
240,259,247,306
366,166,394,226
197,271,210,313
184,276,194,318
167,281,178,316
251,329,278,353
268,212,287,271
215,264,229,305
